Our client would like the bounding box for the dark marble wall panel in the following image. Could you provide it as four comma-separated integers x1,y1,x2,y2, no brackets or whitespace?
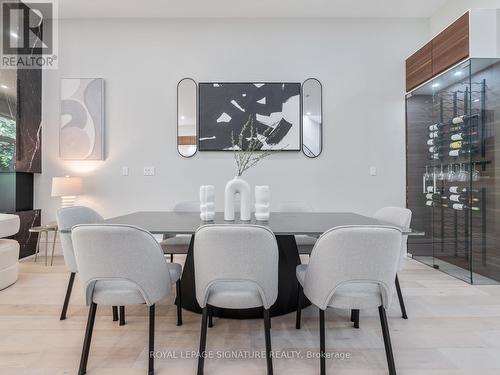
9,209,40,258
15,69,42,173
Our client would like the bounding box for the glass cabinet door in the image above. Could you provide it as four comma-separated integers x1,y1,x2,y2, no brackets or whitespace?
407,58,500,284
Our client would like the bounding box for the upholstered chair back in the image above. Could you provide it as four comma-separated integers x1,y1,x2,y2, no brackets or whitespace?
374,207,412,270
194,225,279,309
56,206,103,273
304,225,402,310
72,224,173,306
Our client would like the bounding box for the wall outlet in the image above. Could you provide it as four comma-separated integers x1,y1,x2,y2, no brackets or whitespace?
143,166,155,176
122,166,129,176
370,166,377,176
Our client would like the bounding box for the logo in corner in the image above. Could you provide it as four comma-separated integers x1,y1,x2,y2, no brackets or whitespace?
1,0,58,69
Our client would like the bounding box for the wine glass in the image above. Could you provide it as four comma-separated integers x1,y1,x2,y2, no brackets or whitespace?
437,165,445,181
447,164,456,182
458,164,470,182
472,163,481,182
424,166,431,181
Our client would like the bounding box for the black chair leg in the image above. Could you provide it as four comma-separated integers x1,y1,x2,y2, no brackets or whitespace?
119,306,125,326
378,306,397,375
149,305,155,375
176,280,183,326
264,308,273,375
296,284,303,329
112,306,118,321
208,306,213,328
60,272,75,320
170,253,174,262
395,274,408,319
319,309,326,375
197,307,209,375
78,302,97,375
352,309,360,329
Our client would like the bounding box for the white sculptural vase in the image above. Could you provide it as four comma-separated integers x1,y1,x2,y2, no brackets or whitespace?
224,176,251,221
254,185,270,221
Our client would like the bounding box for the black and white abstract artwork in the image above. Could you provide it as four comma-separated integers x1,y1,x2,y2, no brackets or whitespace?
199,82,301,151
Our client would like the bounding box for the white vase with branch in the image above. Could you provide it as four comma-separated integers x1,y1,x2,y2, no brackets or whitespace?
224,117,281,221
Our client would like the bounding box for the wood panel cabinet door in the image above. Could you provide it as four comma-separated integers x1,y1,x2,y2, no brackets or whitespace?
432,12,469,76
406,42,433,91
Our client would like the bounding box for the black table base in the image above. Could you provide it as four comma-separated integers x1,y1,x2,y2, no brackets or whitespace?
177,234,311,319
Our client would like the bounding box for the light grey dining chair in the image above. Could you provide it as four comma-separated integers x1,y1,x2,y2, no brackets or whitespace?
160,201,198,262
374,207,412,319
348,207,412,328
280,202,317,255
72,224,183,375
56,206,127,323
295,225,402,375
194,224,279,375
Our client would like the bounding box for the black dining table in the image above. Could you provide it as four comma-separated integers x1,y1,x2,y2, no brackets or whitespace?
96,211,421,319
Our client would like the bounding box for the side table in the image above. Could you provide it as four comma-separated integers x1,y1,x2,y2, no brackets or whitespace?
29,222,58,266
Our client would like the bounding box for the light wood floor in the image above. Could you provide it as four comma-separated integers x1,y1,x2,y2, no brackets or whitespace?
1,256,500,374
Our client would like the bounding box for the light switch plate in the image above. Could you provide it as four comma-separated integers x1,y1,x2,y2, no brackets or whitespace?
144,166,155,176
370,166,377,176
122,166,129,176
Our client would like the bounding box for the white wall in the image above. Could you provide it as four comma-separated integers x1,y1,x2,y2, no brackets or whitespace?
36,18,428,223
430,0,500,37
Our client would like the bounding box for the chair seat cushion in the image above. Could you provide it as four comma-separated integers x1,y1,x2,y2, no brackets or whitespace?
207,281,264,309
0,214,20,238
92,261,181,305
296,264,383,309
92,279,147,306
0,239,19,268
160,235,191,254
168,262,182,282
328,282,383,310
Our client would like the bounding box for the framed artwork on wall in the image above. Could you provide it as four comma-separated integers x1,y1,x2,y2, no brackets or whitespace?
198,82,301,151
60,78,105,160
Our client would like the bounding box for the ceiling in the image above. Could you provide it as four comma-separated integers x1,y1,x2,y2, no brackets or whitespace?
59,0,449,19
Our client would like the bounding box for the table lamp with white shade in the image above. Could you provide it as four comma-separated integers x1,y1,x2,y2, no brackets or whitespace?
51,176,83,207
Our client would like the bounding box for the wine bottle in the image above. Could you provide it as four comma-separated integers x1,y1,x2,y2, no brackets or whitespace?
429,126,467,137
428,132,440,139
449,140,478,149
448,148,476,157
452,203,480,211
452,115,466,125
448,125,469,133
449,194,479,203
428,145,445,153
449,186,479,194
450,132,478,141
428,152,444,160
426,201,439,207
428,123,446,131
427,138,447,146
426,193,446,200
427,186,435,193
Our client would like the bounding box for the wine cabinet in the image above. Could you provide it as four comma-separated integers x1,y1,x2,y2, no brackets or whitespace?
406,57,500,284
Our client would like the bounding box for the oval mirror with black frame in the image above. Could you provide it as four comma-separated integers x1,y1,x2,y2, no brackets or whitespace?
302,78,322,158
177,78,197,157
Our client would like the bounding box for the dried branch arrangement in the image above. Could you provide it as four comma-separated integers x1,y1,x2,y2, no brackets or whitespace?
231,116,285,176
